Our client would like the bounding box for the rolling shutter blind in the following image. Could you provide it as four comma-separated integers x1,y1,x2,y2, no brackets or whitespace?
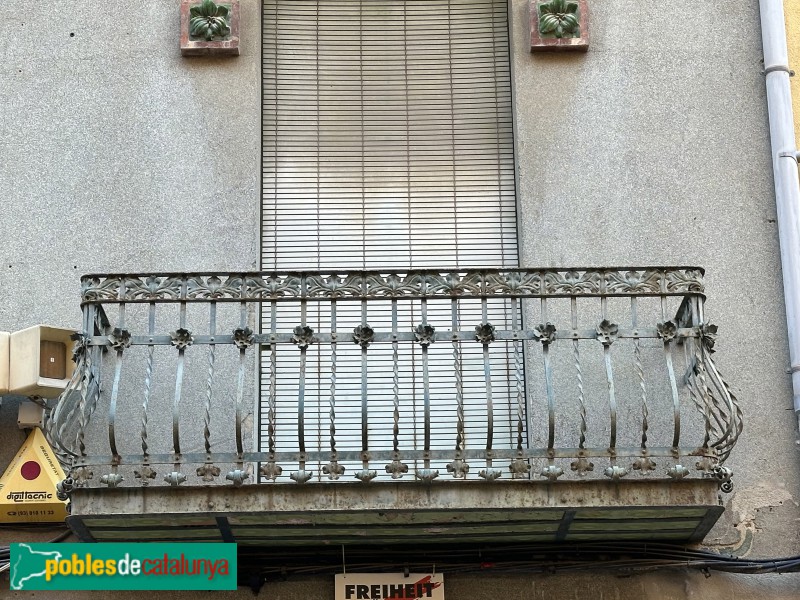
262,0,517,270
261,0,520,478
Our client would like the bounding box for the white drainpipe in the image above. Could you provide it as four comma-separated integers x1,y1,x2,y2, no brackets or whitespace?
760,0,800,431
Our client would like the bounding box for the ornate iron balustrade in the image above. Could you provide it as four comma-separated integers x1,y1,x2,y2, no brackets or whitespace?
46,267,741,491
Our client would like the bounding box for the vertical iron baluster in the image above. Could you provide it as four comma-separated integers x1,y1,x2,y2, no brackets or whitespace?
330,299,337,455
50,313,87,460
601,296,618,458
204,301,217,455
141,302,155,457
631,296,656,474
76,303,97,458
298,309,307,455
692,296,712,451
452,299,464,458
511,298,524,452
49,304,91,459
422,297,431,470
541,298,555,453
508,296,530,480
385,297,407,479
269,302,277,456
661,295,681,450
360,299,369,473
392,299,400,454
107,302,126,459
295,277,309,481
173,281,188,458
632,297,648,450
235,301,246,457
476,296,500,480
571,297,586,450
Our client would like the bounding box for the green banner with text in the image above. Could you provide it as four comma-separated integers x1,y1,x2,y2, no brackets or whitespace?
10,542,237,590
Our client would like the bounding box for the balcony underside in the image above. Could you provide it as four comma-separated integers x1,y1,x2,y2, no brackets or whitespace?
67,479,723,546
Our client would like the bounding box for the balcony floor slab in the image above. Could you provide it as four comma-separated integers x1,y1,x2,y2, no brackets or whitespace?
67,479,724,546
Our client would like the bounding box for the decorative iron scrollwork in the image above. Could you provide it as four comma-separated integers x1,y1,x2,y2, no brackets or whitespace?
291,326,315,349
632,456,656,473
385,459,409,479
509,458,531,478
352,325,375,348
323,461,345,480
354,469,377,482
596,320,619,346
135,465,158,484
544,270,602,295
163,471,187,486
107,328,131,351
72,467,93,487
187,275,241,299
196,464,220,482
711,465,734,493
699,323,718,352
170,328,194,350
226,469,249,486
446,459,470,479
56,476,74,501
100,473,124,488
290,469,313,484
665,269,704,293
534,323,557,344
656,320,678,342
259,462,283,481
540,465,564,481
570,456,594,475
478,468,502,481
124,276,182,301
474,323,496,345
416,469,439,483
307,274,363,298
667,464,690,479
604,465,629,480
232,326,255,349
606,270,661,294
414,324,436,347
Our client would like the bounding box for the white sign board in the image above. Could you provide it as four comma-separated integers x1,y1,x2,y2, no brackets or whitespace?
335,573,444,600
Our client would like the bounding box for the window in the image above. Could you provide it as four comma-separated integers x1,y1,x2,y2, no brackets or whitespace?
260,0,520,477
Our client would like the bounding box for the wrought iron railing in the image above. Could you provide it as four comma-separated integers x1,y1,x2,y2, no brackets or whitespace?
46,267,741,490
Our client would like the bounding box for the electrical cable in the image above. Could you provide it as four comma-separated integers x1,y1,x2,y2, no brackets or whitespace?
237,542,800,578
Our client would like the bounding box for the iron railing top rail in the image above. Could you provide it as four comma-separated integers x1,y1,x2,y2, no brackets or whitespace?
80,266,706,305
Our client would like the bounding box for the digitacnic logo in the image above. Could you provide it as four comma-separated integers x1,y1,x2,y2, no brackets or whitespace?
10,542,237,590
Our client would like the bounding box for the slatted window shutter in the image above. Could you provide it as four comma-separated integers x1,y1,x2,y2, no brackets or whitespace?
262,0,517,270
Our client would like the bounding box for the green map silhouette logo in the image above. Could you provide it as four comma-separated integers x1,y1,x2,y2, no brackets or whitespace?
10,543,62,590
9,543,236,590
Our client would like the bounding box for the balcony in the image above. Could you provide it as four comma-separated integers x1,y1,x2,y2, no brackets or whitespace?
47,267,741,547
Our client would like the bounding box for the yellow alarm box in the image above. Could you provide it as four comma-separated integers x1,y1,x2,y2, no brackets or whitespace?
0,428,69,523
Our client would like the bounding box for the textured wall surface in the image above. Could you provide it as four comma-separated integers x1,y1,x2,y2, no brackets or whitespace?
0,0,260,470
3,0,800,597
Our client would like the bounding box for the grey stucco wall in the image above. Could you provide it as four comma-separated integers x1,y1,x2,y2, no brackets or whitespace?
0,0,260,472
512,0,800,561
3,0,800,597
